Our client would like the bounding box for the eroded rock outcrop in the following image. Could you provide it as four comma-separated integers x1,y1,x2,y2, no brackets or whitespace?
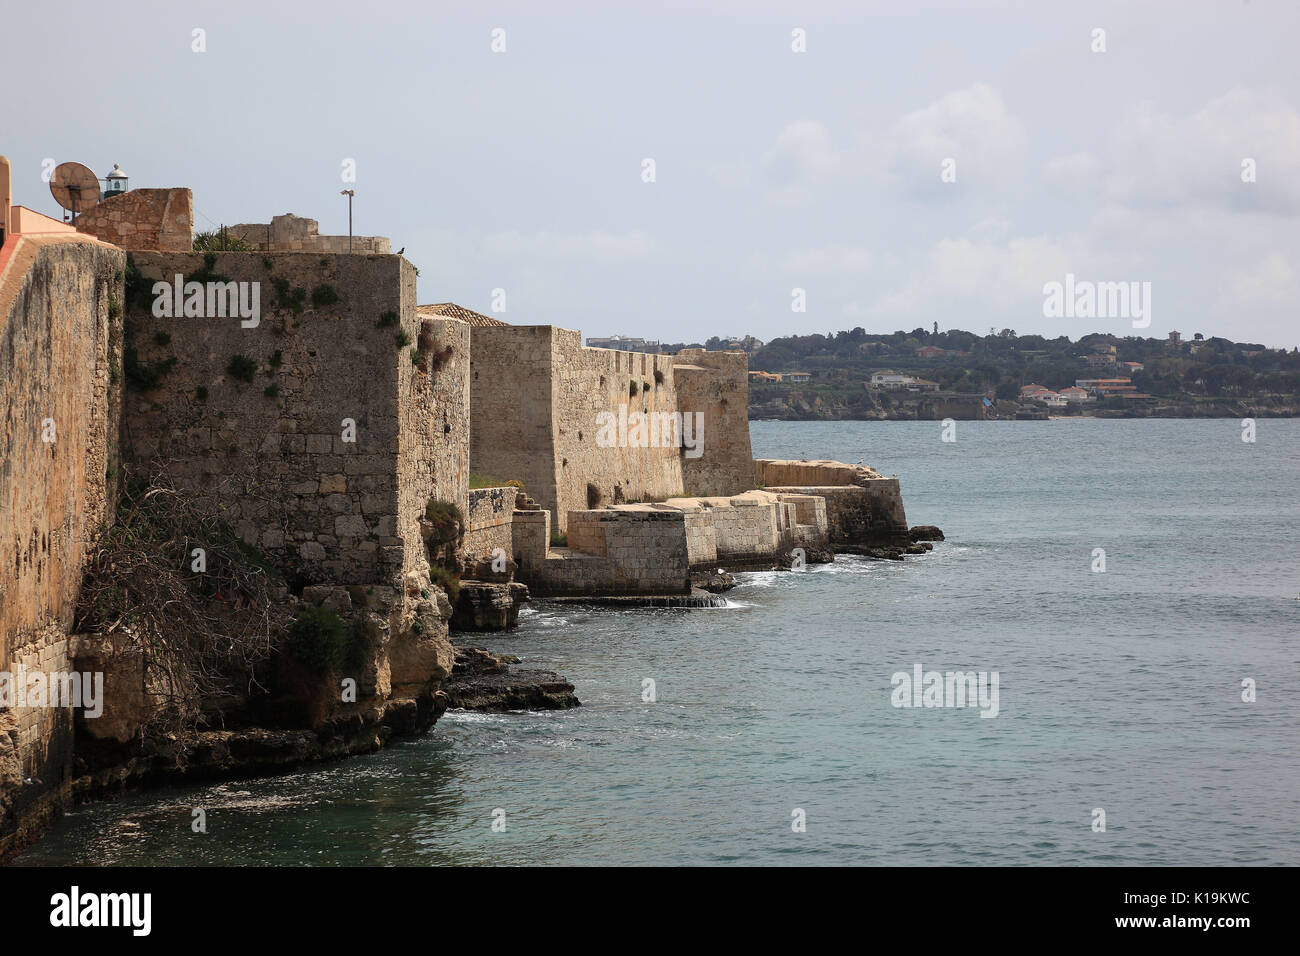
442,645,579,712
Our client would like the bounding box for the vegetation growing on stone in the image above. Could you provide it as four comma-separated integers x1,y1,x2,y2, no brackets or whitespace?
226,354,257,383
428,566,460,604
124,343,177,392
273,277,307,314
310,284,340,308
285,606,350,673
193,230,252,252
423,499,463,538
74,474,286,738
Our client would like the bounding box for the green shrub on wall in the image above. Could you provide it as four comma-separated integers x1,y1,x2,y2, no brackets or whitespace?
226,354,257,383
311,284,340,308
428,566,460,604
284,606,350,673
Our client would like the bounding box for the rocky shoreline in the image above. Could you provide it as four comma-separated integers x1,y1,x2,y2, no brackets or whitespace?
442,645,580,712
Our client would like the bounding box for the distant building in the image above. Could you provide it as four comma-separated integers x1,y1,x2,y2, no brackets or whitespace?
871,371,910,389
1167,331,1182,348
586,335,661,353
1085,353,1118,367
1059,386,1091,402
749,371,782,383
784,371,811,383
1075,377,1135,397
871,371,935,391
1122,361,1144,372
915,345,946,359
724,335,764,353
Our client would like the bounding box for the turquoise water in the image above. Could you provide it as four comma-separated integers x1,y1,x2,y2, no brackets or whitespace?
16,420,1300,866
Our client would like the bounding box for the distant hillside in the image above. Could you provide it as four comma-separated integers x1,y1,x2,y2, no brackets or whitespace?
740,327,1300,420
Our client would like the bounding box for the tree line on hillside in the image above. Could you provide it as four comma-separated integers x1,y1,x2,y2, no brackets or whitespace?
739,327,1300,400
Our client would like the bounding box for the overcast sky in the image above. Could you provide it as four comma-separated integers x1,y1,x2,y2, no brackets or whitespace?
6,0,1298,346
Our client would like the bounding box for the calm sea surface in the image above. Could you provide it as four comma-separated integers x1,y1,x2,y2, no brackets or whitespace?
16,419,1300,866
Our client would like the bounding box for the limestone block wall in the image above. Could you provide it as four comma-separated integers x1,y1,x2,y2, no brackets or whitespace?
510,509,550,574
470,325,687,534
777,493,829,549
683,509,718,567
754,458,864,487
122,251,426,586
0,235,124,859
74,188,193,252
552,330,684,529
698,499,780,560
227,214,389,255
398,313,470,580
762,483,908,544
462,486,518,564
673,349,753,497
754,459,909,543
565,509,608,557
526,510,691,596
470,325,557,509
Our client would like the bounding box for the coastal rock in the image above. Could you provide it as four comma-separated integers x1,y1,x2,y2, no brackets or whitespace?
694,570,737,593
442,645,579,712
909,525,945,542
452,581,530,631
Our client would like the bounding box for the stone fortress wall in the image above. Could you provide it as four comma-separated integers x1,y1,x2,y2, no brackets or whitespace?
0,175,923,857
124,251,435,584
227,214,390,255
0,233,125,859
469,326,754,533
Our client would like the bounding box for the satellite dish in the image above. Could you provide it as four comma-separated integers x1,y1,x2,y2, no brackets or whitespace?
49,162,100,220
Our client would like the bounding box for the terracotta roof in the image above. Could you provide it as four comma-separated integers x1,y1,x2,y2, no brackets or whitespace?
416,302,508,327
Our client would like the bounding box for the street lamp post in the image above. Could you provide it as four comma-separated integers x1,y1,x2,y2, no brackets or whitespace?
340,189,354,252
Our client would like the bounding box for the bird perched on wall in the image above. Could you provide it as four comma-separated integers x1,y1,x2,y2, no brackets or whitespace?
396,246,405,255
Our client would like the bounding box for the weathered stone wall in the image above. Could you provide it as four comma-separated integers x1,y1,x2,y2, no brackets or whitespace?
0,235,124,859
762,483,908,544
521,510,692,597
471,327,750,534
123,251,423,586
470,325,557,510
552,330,683,528
673,349,753,497
398,313,470,581
510,489,831,592
227,214,389,255
462,486,518,565
74,188,193,253
754,459,909,543
754,459,863,487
